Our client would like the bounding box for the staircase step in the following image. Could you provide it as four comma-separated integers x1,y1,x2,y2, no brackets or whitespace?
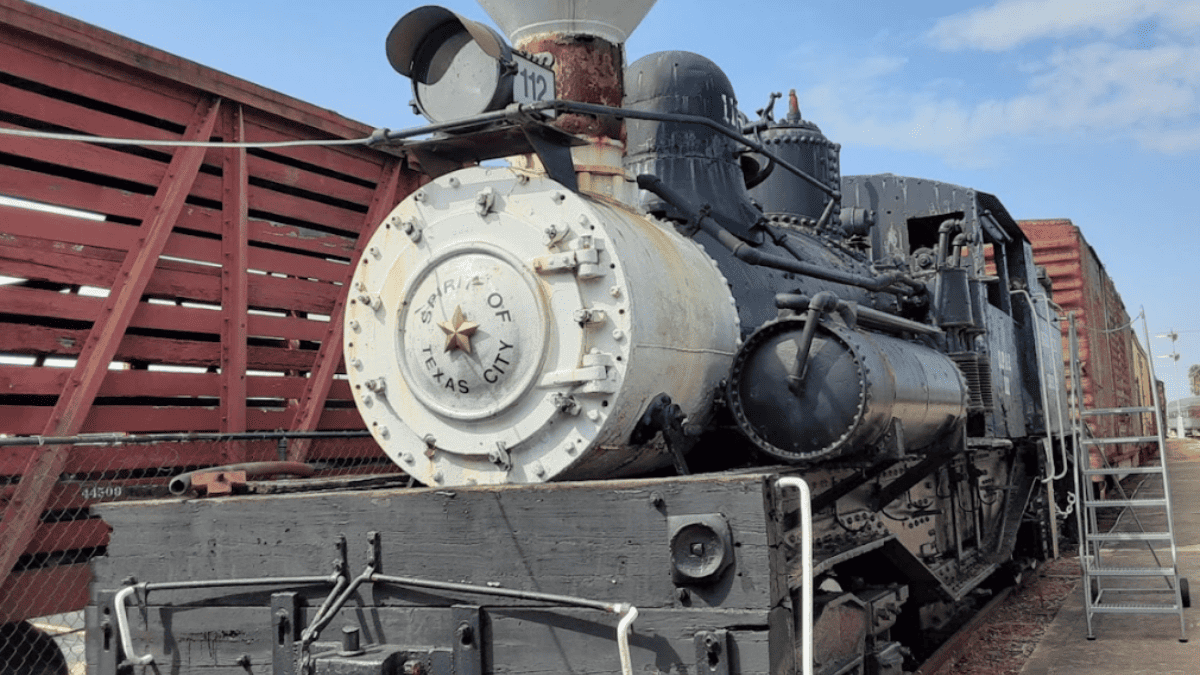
1086,567,1177,577
1082,466,1164,475
1087,532,1174,542
1083,407,1156,416
1083,498,1169,508
1082,436,1160,445
1089,602,1181,614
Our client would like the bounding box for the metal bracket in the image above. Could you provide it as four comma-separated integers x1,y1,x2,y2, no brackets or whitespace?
539,351,617,394
531,236,604,278
272,592,301,675
452,606,484,675
694,630,730,675
94,590,123,675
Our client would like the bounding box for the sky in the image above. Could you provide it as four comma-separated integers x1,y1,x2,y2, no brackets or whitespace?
21,0,1200,400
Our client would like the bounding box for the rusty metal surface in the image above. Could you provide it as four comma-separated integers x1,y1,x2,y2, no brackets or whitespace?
0,0,422,622
1019,219,1158,467
520,35,625,139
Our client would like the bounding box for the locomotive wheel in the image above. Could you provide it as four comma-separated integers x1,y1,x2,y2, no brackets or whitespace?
0,622,68,675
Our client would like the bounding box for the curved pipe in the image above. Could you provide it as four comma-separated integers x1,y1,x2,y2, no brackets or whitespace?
935,219,963,268
169,461,315,495
789,292,838,392
776,293,943,336
637,174,919,296
616,604,639,675
114,574,338,667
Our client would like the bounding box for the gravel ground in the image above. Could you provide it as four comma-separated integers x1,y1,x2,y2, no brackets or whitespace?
928,438,1200,675
927,556,1082,675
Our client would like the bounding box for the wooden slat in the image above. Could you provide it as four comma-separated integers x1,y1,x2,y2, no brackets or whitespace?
0,438,382,477
0,78,186,143
0,325,339,373
0,208,353,288
0,165,362,259
23,518,109,556
221,104,249,438
0,483,84,512
0,366,353,400
0,563,91,623
2,118,370,235
0,277,341,331
288,159,401,461
0,36,199,125
0,441,270,477
242,118,387,183
0,1,379,140
2,406,365,436
0,97,222,584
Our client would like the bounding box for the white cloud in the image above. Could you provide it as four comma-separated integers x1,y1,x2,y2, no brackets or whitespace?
927,0,1200,52
789,4,1200,168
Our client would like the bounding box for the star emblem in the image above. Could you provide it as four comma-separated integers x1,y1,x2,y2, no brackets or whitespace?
437,306,479,354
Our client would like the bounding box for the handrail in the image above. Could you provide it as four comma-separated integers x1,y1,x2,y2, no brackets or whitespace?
114,570,638,675
113,574,340,666
776,477,813,675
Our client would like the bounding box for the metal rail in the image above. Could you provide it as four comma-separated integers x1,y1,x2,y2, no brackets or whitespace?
0,430,371,447
776,477,813,675
111,569,639,675
114,575,341,666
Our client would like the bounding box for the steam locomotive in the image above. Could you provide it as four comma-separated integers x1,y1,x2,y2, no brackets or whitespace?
88,3,1069,675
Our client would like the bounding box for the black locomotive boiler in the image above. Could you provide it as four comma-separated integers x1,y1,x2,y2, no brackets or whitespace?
88,3,1069,674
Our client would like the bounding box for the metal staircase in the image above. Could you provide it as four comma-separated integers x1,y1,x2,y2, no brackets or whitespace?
1068,312,1188,642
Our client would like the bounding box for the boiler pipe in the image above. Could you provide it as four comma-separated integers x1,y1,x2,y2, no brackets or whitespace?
637,175,920,295
775,293,943,336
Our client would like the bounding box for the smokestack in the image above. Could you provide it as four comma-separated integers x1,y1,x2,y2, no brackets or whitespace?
475,0,655,138
476,0,657,46
476,0,657,201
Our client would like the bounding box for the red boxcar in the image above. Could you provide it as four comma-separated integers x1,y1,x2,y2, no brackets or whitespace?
1018,219,1160,471
0,0,426,625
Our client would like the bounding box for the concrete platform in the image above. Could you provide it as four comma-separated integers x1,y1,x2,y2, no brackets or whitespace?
1021,442,1200,674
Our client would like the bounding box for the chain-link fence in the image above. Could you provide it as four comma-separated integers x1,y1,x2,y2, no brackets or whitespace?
0,431,401,675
